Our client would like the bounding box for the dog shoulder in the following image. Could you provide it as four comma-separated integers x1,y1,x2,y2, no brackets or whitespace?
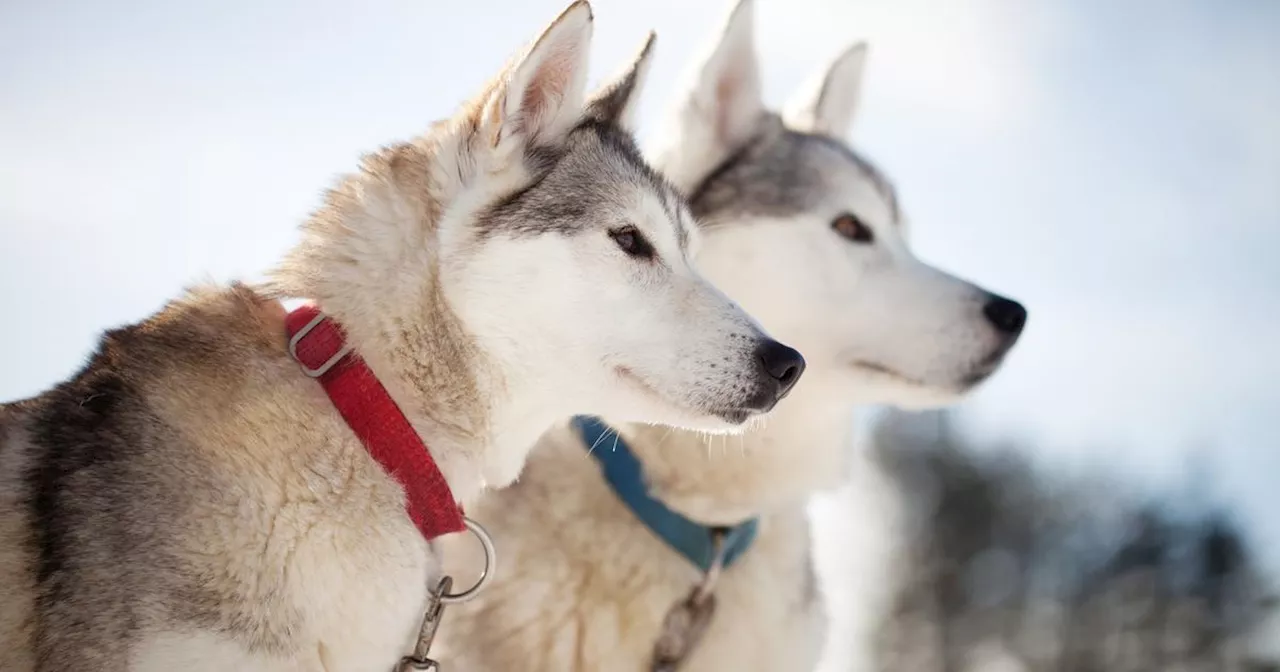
0,283,369,667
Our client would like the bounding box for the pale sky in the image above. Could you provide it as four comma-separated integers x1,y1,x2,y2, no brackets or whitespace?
2,0,1278,561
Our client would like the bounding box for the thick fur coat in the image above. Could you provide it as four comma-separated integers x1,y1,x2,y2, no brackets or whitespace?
0,4,799,670
433,1,1027,669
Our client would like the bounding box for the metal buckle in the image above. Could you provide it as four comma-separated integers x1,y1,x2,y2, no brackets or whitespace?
287,311,353,378
394,518,496,672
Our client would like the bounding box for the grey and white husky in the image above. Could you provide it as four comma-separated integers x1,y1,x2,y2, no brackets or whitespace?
432,0,1027,669
0,3,804,670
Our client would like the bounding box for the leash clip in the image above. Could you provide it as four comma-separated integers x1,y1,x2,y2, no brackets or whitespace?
397,576,450,672
395,518,496,672
650,529,730,672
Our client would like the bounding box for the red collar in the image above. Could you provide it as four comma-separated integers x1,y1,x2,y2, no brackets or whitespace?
285,304,465,540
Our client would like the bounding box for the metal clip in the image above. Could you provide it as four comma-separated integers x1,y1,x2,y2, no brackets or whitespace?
650,529,729,672
397,576,451,672
394,518,497,672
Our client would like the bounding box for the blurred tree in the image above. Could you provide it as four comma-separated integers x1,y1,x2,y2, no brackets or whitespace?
865,408,1275,672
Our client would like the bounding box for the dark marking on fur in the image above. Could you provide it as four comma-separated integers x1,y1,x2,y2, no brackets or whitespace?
687,115,900,226
5,286,305,669
17,335,151,669
476,119,690,252
685,130,769,209
27,348,128,585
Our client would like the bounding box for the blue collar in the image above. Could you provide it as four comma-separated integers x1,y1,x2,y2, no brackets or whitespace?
572,416,758,574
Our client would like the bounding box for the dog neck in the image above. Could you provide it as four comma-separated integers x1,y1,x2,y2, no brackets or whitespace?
274,290,527,506
616,373,859,525
266,148,561,506
272,290,571,507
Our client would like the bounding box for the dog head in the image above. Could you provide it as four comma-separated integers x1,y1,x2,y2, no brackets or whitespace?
276,2,803,485
652,0,1024,410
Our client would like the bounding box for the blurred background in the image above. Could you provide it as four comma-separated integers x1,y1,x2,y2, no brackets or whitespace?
2,0,1277,669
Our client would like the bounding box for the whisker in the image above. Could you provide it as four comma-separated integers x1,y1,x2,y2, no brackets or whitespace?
655,425,675,450
586,425,616,456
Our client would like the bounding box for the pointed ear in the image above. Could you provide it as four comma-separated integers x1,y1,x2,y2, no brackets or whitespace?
479,1,594,156
683,0,762,148
651,0,763,191
583,31,656,131
783,42,868,138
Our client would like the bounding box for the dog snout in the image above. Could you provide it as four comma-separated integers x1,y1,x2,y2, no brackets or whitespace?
753,339,806,405
982,295,1027,337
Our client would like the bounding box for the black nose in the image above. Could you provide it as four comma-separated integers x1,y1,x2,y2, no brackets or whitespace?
755,339,806,401
983,295,1027,335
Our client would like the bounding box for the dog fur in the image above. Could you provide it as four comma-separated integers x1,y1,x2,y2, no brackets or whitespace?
432,1,1027,669
0,4,802,670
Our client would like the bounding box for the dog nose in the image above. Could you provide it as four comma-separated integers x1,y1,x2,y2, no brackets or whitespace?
755,339,806,401
983,295,1027,335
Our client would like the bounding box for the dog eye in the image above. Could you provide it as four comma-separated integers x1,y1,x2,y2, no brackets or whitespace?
832,213,874,244
608,226,655,260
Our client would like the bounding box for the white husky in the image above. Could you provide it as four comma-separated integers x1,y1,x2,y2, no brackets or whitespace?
432,0,1027,670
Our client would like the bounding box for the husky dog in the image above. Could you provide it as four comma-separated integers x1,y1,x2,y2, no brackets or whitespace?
0,4,807,670
432,1,1027,670
865,409,1280,672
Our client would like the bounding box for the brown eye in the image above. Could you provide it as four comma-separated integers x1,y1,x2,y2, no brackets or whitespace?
832,213,874,244
608,226,655,260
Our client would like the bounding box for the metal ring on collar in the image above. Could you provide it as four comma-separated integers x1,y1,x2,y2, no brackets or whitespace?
439,517,495,604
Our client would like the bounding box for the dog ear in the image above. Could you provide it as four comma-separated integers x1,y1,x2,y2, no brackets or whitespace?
651,0,763,192
783,42,868,138
583,31,656,131
477,1,594,159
